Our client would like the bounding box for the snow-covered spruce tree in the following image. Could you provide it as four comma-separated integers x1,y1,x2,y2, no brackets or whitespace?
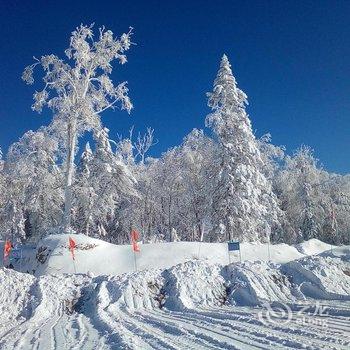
22,24,133,234
84,128,137,238
0,128,63,241
328,176,350,244
206,55,281,242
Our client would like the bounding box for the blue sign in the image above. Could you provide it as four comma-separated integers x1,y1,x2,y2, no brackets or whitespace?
228,241,240,251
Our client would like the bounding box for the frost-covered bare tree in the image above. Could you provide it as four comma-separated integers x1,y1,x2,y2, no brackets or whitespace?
176,129,216,241
134,127,157,164
22,24,133,233
206,55,281,242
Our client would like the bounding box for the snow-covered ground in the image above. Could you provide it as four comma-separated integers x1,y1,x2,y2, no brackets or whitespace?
0,236,349,349
0,234,328,275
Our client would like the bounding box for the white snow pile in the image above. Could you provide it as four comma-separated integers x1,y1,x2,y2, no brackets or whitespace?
295,238,333,256
282,254,350,300
0,268,35,334
0,244,349,342
1,234,349,320
2,233,309,275
89,270,164,312
224,261,299,306
162,261,226,310
0,269,90,346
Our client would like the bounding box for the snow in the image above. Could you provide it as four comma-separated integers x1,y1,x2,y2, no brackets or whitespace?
1,236,350,349
225,261,298,306
295,238,333,256
0,233,307,276
283,255,350,300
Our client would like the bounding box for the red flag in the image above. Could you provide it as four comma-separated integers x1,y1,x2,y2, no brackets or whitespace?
131,230,140,242
3,240,12,260
132,240,140,252
130,230,140,252
69,237,76,260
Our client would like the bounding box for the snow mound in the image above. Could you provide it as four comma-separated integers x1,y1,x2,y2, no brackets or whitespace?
282,253,350,300
94,270,164,311
295,238,332,256
23,233,308,277
224,261,298,306
163,260,226,310
0,269,35,327
76,261,227,314
34,234,134,276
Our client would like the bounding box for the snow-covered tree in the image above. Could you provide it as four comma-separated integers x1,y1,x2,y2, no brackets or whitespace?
275,146,327,242
0,128,63,241
206,55,281,242
73,142,95,235
176,129,216,241
84,128,137,238
22,24,133,233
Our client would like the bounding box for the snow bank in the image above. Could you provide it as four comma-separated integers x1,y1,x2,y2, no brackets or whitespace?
1,245,349,330
295,238,332,256
0,268,90,343
224,261,299,306
0,269,35,327
282,253,350,300
92,270,164,311
2,235,349,314
17,233,308,277
163,261,226,310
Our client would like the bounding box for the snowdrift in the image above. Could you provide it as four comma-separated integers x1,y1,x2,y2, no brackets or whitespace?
0,245,349,349
282,254,350,300
295,238,333,256
1,233,312,275
224,261,299,306
1,243,348,330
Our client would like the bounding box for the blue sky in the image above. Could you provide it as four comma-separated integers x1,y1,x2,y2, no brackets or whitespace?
0,1,349,173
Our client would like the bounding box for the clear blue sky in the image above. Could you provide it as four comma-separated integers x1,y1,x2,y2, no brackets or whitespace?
0,1,349,173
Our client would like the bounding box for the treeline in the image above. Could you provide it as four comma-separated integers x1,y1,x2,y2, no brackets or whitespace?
0,25,349,245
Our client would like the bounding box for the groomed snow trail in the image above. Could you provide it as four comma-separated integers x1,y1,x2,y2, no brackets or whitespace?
1,248,350,350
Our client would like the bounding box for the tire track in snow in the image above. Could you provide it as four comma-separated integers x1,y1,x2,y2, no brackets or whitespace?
121,309,228,350
144,310,277,350
190,307,350,349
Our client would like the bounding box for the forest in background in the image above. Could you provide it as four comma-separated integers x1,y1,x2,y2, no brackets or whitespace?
0,24,349,246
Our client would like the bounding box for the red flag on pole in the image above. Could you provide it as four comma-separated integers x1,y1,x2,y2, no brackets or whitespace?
132,240,140,252
69,237,76,260
3,240,12,261
131,230,140,242
130,230,140,252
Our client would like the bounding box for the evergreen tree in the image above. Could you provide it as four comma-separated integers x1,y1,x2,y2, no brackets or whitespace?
206,55,280,242
88,128,137,237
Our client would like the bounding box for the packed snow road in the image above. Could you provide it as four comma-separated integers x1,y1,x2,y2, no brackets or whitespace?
1,257,350,349
0,237,349,349
0,295,349,349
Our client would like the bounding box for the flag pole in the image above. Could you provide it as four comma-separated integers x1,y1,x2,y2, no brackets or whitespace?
197,223,204,259
134,250,137,272
73,258,77,274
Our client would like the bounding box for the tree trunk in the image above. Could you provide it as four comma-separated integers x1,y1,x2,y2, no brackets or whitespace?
63,120,77,233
